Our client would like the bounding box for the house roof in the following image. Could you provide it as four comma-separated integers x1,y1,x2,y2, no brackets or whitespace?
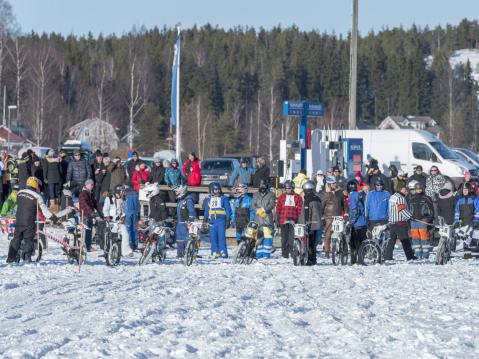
0,126,28,143
407,116,435,123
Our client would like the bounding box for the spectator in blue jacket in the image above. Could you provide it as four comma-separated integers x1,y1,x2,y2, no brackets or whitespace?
228,158,255,187
366,177,390,229
347,180,367,264
123,181,140,255
231,184,255,244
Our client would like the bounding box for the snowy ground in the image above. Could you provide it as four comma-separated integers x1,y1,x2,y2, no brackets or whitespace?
0,233,479,358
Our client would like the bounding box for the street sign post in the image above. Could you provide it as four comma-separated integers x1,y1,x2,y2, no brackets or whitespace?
282,101,324,170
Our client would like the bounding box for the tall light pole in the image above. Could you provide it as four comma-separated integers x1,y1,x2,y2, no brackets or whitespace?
348,0,358,129
7,105,17,150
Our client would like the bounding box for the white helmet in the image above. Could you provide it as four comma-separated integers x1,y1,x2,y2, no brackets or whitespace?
143,183,160,199
407,180,418,190
173,185,188,198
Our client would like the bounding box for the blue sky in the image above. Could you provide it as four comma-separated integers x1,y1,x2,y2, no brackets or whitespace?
9,0,479,36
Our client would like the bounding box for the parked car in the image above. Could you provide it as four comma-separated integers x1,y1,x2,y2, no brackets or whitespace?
452,148,479,173
17,146,53,159
200,158,240,186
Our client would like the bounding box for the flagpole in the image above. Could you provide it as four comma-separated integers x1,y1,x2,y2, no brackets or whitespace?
175,25,181,161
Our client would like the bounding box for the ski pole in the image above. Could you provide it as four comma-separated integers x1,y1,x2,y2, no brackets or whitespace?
36,201,40,261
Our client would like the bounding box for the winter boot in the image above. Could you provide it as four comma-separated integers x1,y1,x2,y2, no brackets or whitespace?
6,246,17,263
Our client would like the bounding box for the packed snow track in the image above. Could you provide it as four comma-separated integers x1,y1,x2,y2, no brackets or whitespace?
0,238,478,358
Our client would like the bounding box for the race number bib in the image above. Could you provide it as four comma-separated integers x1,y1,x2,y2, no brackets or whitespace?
210,197,222,209
284,195,296,207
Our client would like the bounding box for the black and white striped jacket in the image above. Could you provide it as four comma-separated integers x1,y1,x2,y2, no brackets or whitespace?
388,192,412,223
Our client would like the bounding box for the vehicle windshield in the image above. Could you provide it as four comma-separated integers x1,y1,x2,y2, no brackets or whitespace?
202,160,233,171
461,148,479,164
429,142,459,160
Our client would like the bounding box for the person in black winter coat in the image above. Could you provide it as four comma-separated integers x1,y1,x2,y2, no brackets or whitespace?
59,150,69,184
366,166,389,190
252,157,270,188
126,151,142,182
91,152,106,202
436,181,456,225
17,152,32,189
44,150,62,205
148,157,165,185
31,158,44,193
408,165,428,188
66,151,92,197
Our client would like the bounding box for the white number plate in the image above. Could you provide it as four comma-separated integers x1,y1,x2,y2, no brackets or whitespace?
331,217,344,233
294,225,305,237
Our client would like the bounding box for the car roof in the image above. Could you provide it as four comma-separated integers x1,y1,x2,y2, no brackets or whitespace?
202,157,238,161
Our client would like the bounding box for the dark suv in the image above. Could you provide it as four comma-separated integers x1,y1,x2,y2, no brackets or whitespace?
201,158,240,186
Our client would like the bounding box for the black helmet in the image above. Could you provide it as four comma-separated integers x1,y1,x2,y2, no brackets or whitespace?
463,182,473,193
113,184,124,195
211,182,222,192
259,178,269,192
303,180,315,193
284,180,295,189
414,182,424,191
347,180,358,193
375,177,384,187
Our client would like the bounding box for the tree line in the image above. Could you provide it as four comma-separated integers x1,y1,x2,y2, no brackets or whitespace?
0,2,478,158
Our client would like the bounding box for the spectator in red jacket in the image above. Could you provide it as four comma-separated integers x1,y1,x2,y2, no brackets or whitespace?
276,180,303,259
182,152,202,186
131,163,150,192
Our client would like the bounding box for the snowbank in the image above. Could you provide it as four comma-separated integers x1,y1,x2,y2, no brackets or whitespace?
0,239,478,358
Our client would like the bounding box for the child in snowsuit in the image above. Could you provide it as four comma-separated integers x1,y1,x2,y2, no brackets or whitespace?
175,185,196,257
231,184,255,244
204,182,231,258
1,184,19,216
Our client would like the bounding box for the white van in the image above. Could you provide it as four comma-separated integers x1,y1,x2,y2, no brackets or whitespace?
309,129,475,185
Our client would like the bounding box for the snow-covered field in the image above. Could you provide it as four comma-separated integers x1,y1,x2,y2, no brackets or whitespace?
0,235,478,358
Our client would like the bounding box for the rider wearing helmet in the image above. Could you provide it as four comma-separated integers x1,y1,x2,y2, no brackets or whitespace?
1,183,19,216
347,179,367,263
174,184,196,258
299,180,322,265
365,177,391,230
102,183,130,257
204,182,232,258
454,182,479,226
143,183,167,222
276,180,303,259
252,178,275,258
7,177,56,263
319,175,346,258
231,184,255,244
409,182,434,259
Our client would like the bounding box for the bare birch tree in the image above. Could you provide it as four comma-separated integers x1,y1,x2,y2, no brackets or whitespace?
7,37,27,123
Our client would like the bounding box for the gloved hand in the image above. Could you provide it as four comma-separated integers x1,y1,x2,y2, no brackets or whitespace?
473,222,479,230
50,214,58,224
226,219,231,228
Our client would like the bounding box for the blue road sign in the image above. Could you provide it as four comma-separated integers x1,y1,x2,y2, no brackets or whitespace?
282,101,324,117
